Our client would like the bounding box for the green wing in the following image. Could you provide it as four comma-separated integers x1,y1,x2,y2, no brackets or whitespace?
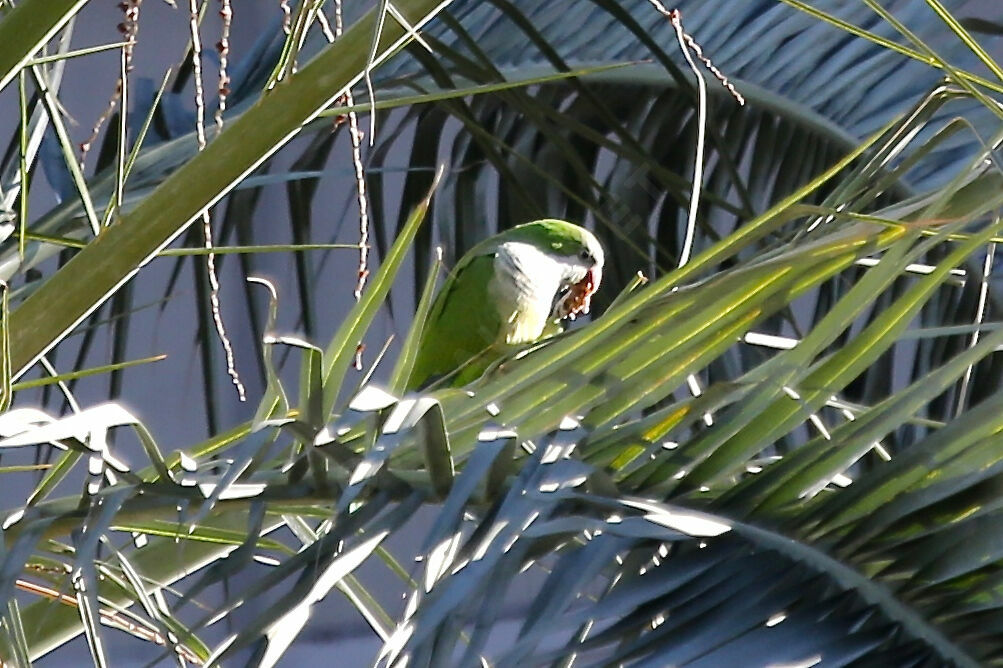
406,253,505,390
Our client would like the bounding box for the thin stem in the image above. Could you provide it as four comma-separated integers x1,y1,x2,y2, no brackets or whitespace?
189,0,246,401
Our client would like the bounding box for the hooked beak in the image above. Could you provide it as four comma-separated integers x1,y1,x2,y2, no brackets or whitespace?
578,266,601,314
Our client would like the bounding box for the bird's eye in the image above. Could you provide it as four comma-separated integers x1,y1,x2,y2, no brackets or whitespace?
579,249,593,262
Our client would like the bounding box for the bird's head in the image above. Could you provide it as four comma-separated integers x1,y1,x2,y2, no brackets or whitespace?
495,219,604,322
550,231,604,322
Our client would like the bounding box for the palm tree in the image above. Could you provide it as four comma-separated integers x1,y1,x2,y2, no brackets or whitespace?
1,0,1003,665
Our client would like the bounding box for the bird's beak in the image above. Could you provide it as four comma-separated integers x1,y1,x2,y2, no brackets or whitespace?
579,265,602,314
587,265,602,295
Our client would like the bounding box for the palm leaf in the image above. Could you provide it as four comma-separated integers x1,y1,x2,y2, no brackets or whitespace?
3,1,1003,665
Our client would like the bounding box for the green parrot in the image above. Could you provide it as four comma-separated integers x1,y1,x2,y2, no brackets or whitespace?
406,219,604,390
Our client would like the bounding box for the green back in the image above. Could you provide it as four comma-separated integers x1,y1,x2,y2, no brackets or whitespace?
406,253,505,390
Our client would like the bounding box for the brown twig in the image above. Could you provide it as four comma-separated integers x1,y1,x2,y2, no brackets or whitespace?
647,2,745,106
189,0,246,401
215,0,232,131
15,578,202,663
325,0,371,369
79,1,143,165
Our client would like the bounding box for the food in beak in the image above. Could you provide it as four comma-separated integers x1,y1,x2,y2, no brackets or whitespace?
555,266,601,321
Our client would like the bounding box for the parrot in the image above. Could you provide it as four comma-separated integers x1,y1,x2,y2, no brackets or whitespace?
406,219,604,390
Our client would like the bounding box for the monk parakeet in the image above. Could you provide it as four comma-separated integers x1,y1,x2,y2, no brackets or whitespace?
406,219,604,390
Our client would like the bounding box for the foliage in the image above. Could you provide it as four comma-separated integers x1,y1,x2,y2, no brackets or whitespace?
0,0,1003,666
